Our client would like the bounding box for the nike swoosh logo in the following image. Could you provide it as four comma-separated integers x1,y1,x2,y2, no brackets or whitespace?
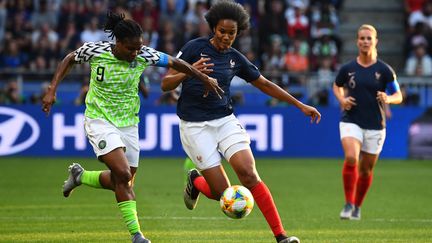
200,53,208,57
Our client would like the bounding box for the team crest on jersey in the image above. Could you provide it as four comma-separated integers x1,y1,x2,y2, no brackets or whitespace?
230,59,235,68
375,72,381,80
129,60,137,68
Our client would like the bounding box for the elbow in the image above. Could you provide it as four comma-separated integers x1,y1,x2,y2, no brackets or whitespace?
160,81,173,92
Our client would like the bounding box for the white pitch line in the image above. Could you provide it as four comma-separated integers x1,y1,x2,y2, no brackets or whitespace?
0,216,432,223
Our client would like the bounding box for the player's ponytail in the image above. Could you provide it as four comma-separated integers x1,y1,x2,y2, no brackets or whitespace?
104,11,143,41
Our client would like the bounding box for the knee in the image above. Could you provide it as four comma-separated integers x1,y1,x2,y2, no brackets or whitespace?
237,169,260,188
112,168,132,185
345,155,358,164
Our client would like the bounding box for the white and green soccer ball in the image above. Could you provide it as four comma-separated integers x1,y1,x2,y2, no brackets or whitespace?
220,185,254,219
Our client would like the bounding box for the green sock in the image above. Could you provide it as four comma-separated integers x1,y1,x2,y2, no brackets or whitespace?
183,157,195,185
118,200,141,235
80,171,102,188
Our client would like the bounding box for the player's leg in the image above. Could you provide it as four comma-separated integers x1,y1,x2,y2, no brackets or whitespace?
184,152,228,209
100,148,149,242
180,119,225,209
352,129,385,220
217,115,297,243
228,148,297,243
63,119,140,196
339,122,362,219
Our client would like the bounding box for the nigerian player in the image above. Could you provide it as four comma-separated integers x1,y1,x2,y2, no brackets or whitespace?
42,11,222,243
161,1,321,242
333,24,403,220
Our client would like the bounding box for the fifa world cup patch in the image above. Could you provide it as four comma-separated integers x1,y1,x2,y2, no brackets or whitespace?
98,140,107,149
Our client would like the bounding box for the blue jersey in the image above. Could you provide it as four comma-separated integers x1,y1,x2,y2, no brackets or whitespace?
335,59,399,130
176,37,261,121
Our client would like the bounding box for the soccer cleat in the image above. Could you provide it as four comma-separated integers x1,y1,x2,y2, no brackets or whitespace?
340,203,354,219
183,168,200,210
131,232,151,243
62,163,84,197
278,236,301,243
351,206,361,220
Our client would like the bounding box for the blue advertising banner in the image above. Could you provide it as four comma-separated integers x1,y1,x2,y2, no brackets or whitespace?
0,105,425,158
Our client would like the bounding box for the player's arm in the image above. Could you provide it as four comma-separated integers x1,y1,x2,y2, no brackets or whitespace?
332,83,356,110
377,80,403,104
166,56,221,98
42,52,77,115
161,57,213,91
251,75,321,123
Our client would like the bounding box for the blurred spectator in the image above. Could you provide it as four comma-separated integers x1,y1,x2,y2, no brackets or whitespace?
159,0,185,31
2,78,24,104
58,21,81,57
310,30,338,70
140,15,159,48
405,44,432,76
0,0,6,45
310,0,339,39
408,1,432,32
30,0,58,29
404,22,432,58
284,37,309,73
80,16,109,43
308,56,335,106
29,81,50,104
58,0,87,32
0,41,28,70
405,0,427,15
285,0,309,38
259,0,288,54
261,34,286,81
31,22,59,47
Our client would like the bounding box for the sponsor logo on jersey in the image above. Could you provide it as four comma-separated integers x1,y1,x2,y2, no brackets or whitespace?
0,107,40,156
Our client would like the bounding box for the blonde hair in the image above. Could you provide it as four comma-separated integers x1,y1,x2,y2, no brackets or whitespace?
357,24,377,38
357,24,378,58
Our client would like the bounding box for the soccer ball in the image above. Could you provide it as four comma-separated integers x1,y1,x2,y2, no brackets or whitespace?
220,185,254,219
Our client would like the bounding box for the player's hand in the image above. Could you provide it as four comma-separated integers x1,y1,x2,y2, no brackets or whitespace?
193,57,214,75
341,96,356,110
41,86,56,116
203,76,224,99
376,91,388,104
300,104,321,124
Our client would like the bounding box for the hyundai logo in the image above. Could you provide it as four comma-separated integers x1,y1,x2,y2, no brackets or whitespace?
0,107,40,156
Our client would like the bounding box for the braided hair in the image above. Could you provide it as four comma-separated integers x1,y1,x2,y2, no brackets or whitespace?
104,11,143,41
204,0,250,35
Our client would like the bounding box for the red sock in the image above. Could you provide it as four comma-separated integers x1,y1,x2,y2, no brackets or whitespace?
354,173,373,207
342,161,358,204
193,176,217,200
251,181,286,237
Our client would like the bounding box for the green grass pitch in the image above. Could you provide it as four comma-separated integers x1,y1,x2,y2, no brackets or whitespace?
0,157,431,242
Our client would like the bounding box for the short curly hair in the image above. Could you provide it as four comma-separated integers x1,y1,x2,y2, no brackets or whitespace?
204,0,250,35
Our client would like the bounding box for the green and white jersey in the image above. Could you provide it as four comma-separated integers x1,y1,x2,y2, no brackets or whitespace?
74,41,168,127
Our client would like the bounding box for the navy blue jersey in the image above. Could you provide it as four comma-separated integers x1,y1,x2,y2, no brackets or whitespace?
176,37,261,121
335,59,398,129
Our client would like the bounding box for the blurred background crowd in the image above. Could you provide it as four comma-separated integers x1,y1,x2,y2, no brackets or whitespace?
0,0,431,108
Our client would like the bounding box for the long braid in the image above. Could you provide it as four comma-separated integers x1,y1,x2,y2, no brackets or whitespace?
104,11,143,41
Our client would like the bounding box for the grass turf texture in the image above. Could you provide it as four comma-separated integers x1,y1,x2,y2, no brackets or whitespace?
0,157,431,242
